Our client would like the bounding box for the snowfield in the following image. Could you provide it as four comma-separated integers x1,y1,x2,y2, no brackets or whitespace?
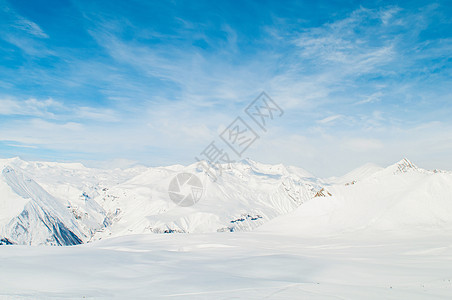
1,232,452,299
0,157,452,299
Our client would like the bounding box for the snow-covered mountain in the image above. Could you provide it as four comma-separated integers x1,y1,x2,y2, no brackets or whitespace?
0,157,321,245
260,158,452,236
1,157,451,245
1,166,83,245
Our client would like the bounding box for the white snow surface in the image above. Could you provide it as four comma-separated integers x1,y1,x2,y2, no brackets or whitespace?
1,232,452,299
1,157,452,299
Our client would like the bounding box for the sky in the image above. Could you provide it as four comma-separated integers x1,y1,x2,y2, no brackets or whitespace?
0,0,451,177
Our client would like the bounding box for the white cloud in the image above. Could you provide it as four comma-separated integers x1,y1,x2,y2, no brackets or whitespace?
2,35,54,56
75,107,119,122
0,0,48,38
0,98,59,117
294,7,397,73
0,97,121,123
379,7,402,25
356,92,383,105
6,143,38,149
13,17,49,38
317,115,343,124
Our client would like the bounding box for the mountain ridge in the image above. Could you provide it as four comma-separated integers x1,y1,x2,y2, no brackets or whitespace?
0,157,450,245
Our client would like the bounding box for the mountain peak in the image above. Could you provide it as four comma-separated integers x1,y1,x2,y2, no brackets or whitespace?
394,158,418,173
0,157,25,167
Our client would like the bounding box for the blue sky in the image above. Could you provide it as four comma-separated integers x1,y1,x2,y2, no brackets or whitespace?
0,0,451,176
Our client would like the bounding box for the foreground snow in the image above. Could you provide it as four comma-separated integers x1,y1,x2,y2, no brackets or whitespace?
1,231,451,299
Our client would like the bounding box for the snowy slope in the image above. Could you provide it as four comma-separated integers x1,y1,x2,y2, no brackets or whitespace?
259,159,452,236
0,166,83,245
0,158,140,245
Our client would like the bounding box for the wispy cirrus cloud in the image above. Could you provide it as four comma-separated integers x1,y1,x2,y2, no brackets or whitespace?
11,17,48,38
0,0,48,38
355,92,383,105
0,97,119,122
0,0,52,56
317,115,343,124
0,98,60,117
